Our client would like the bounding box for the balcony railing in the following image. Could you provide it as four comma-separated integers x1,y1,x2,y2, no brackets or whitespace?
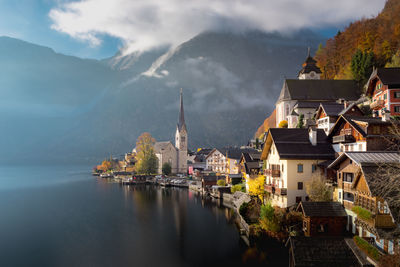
332,134,355,144
264,184,287,195
265,169,280,177
370,100,385,110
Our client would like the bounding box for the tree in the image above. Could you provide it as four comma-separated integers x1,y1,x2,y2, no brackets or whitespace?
135,132,158,174
248,175,265,201
350,49,376,88
305,173,332,202
278,120,288,128
386,50,400,67
296,114,304,128
162,162,172,175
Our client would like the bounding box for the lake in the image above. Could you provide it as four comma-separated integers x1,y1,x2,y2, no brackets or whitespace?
0,165,287,267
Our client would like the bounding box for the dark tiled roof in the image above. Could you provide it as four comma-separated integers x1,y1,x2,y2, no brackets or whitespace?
294,101,322,109
280,80,361,103
223,147,258,160
269,128,335,160
321,102,345,116
329,151,400,169
299,202,347,217
377,67,400,86
338,102,362,116
289,237,361,267
328,115,392,138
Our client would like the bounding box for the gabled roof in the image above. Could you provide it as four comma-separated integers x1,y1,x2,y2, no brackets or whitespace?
277,79,361,104
261,128,335,160
327,115,392,138
154,141,175,153
366,68,400,96
293,101,322,109
338,102,363,116
315,102,344,119
298,201,347,217
206,147,258,160
328,151,400,169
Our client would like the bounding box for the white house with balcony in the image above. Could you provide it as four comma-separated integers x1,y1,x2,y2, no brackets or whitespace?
261,128,335,208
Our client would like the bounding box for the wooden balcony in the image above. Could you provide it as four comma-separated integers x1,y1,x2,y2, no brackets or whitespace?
355,214,395,229
370,100,385,110
332,134,355,144
264,184,286,195
265,169,280,177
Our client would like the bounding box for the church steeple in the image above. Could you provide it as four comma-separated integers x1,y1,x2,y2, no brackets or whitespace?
177,88,187,132
298,47,322,80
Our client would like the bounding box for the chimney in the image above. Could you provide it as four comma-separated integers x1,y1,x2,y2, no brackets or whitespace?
382,111,391,121
344,101,348,109
309,127,317,146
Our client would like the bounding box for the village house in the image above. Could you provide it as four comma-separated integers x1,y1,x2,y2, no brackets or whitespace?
327,115,394,153
366,67,400,117
205,147,257,175
154,89,188,174
239,151,262,189
261,128,335,208
315,102,363,134
297,201,347,237
328,151,400,254
276,52,361,128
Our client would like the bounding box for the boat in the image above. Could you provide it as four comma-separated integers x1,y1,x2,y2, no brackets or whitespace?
100,173,113,179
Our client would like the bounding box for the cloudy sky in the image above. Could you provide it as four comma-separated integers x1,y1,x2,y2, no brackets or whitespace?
0,0,387,59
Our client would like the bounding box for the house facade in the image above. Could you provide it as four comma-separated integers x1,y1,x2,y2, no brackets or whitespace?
366,67,400,117
261,128,335,208
328,115,393,153
328,152,400,254
205,149,227,173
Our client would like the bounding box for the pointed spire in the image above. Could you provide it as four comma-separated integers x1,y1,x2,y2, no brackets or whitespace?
177,88,186,132
307,47,311,58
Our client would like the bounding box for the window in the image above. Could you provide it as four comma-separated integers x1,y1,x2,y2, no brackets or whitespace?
395,92,400,98
395,106,400,113
312,164,317,173
297,164,303,173
384,93,387,100
343,192,354,202
343,172,354,183
296,196,302,203
281,164,284,173
372,125,380,134
298,182,303,190
339,192,341,199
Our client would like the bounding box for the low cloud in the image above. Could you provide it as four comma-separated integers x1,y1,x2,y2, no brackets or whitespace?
49,0,385,54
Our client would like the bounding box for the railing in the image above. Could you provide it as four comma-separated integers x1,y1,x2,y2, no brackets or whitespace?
370,100,385,110
332,134,355,144
265,169,280,177
264,184,286,195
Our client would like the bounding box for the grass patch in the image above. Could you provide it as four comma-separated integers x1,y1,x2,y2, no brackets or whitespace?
352,206,372,221
353,236,381,262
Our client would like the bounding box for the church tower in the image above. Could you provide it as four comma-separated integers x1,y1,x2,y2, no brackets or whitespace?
298,47,322,80
175,88,188,173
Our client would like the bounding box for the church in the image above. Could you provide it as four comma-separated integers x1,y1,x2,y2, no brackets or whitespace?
154,89,188,174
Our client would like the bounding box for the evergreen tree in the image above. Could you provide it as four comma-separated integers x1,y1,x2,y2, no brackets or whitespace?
162,162,172,175
350,49,376,88
297,114,304,128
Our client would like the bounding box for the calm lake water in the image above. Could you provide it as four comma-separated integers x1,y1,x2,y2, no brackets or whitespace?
0,165,287,267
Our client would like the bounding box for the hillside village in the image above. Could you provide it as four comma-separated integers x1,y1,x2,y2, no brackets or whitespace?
93,49,400,266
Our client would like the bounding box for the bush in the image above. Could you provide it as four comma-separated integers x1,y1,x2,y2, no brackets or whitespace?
217,179,226,186
278,120,288,128
239,202,249,218
352,206,372,221
231,183,245,193
353,236,381,262
162,162,172,175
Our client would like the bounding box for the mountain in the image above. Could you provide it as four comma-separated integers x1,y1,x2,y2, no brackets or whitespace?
0,31,324,164
316,0,400,79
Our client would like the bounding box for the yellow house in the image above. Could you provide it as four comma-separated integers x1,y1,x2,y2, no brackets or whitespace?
261,128,335,208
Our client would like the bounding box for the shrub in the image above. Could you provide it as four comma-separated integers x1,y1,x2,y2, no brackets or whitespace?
162,162,172,175
352,206,372,221
239,202,249,219
217,179,226,186
353,236,381,262
231,184,245,193
278,120,288,128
